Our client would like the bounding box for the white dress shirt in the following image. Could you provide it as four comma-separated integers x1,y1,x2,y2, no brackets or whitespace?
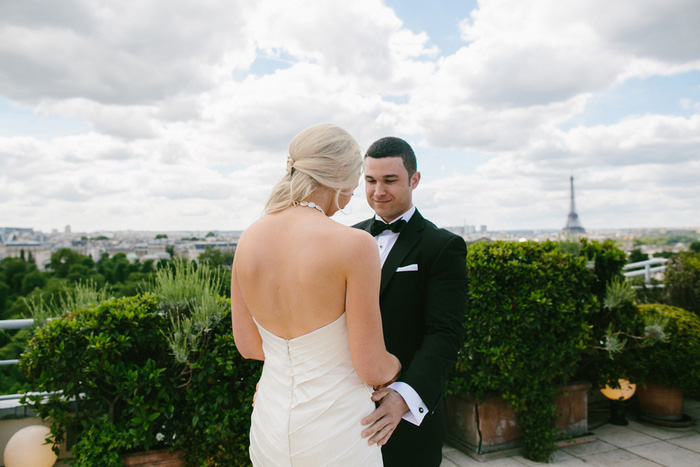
372,205,428,426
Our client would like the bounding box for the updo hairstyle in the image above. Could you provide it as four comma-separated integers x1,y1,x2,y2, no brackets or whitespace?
264,123,362,214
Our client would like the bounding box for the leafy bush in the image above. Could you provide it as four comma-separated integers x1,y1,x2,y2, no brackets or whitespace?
578,238,627,303
632,304,700,395
630,278,668,305
20,294,178,466
172,314,261,465
570,240,659,389
664,252,700,317
448,238,656,461
449,240,595,462
154,260,261,466
20,262,261,466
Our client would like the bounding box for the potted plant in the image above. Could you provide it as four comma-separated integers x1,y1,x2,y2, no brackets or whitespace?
573,272,669,428
575,274,670,383
446,240,596,462
19,261,261,466
631,303,700,426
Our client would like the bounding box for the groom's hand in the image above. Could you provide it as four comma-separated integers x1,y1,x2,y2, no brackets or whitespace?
361,388,408,447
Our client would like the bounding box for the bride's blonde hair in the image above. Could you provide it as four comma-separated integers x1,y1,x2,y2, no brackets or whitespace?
264,123,362,214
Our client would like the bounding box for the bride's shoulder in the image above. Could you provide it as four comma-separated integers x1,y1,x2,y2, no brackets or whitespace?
331,224,376,255
240,214,278,235
331,222,372,240
235,218,273,250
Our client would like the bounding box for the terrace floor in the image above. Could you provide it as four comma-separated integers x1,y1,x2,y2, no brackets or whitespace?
441,396,700,466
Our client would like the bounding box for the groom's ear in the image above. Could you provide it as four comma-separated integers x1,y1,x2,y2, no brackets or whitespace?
410,171,421,190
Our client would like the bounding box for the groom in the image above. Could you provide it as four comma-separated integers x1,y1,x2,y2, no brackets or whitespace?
355,137,468,467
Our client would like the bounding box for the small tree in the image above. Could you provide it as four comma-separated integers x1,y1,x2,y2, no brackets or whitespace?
198,246,234,269
628,249,649,263
664,251,700,317
49,249,94,278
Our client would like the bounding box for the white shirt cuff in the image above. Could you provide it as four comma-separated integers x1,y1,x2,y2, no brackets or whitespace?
389,381,428,426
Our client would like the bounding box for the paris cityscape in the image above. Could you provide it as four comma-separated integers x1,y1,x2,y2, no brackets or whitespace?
2,178,699,270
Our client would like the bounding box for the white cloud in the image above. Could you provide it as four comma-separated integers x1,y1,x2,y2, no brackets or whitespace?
0,0,250,104
586,0,700,64
0,0,699,232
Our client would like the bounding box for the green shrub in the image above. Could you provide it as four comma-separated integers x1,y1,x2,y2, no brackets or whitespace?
578,238,627,303
20,262,261,466
450,240,595,462
154,260,261,466
20,294,178,465
570,240,664,389
665,252,700,317
630,277,668,305
632,304,700,395
172,314,260,466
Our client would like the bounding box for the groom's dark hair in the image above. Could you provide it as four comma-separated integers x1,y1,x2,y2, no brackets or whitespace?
365,137,417,177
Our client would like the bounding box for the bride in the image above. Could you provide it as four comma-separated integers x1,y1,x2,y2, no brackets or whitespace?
231,123,401,466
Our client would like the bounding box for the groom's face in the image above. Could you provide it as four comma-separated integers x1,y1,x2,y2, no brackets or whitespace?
364,156,420,223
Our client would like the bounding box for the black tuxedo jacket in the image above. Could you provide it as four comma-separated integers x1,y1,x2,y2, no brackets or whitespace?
354,209,467,467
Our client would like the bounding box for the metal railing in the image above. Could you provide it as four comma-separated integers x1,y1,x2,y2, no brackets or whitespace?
0,318,35,366
622,257,668,286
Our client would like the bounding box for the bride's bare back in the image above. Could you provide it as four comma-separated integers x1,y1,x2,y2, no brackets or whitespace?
232,206,400,386
235,207,356,338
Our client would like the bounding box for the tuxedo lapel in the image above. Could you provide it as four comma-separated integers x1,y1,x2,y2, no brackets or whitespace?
380,212,425,295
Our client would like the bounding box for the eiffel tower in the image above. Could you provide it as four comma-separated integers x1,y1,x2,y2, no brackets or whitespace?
563,176,585,234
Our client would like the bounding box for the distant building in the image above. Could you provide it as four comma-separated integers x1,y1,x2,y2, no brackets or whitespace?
0,228,52,269
444,225,479,237
0,241,52,269
562,176,585,235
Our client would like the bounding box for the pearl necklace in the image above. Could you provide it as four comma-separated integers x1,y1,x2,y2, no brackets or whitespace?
297,201,325,215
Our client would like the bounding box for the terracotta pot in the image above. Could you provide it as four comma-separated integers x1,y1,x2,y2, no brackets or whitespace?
122,449,184,467
445,381,591,457
637,381,684,421
446,392,520,454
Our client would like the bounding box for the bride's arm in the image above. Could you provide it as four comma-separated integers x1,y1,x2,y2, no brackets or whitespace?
231,252,264,361
345,231,401,387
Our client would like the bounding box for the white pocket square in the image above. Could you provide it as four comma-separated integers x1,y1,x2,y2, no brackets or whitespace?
396,264,418,272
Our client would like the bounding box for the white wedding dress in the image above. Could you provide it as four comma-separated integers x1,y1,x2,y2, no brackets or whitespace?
249,313,383,466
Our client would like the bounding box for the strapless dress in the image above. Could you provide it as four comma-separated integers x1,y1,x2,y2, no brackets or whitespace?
249,313,383,466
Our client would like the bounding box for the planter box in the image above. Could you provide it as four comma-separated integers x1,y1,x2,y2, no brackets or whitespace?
636,381,692,427
637,381,683,421
445,382,592,460
122,449,184,467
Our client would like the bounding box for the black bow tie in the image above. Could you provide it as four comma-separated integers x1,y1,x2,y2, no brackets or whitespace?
370,219,406,237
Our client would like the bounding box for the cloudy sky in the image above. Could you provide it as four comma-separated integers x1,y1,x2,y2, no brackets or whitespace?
1,0,699,234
